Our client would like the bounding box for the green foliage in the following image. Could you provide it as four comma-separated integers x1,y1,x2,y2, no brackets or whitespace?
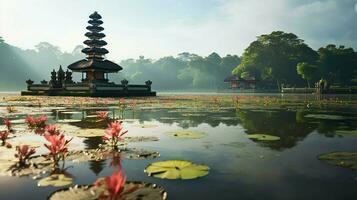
121,52,240,90
318,44,357,86
296,62,318,87
233,31,319,89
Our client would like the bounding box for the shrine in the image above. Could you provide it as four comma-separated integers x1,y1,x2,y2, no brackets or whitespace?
22,12,156,97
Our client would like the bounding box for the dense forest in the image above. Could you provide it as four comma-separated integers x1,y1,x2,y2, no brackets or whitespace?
0,36,240,91
0,31,356,91
234,31,357,89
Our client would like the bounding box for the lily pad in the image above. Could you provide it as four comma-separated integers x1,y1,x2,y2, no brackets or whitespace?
48,182,167,200
335,130,357,137
125,136,159,143
38,174,73,187
318,152,357,169
304,114,346,120
57,119,82,123
9,119,26,124
75,129,104,138
246,134,280,141
66,148,160,163
166,131,206,139
58,124,104,138
135,124,158,128
0,156,52,177
144,160,209,180
60,111,82,114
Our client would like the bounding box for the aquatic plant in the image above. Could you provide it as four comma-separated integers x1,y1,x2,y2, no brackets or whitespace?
25,115,48,129
3,118,12,132
15,144,36,166
103,121,128,150
0,130,9,145
45,125,61,135
38,173,73,187
94,167,137,200
6,105,16,113
97,111,109,121
145,160,210,180
44,134,72,168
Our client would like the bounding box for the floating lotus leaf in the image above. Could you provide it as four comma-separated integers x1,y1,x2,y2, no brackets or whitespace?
335,130,357,137
318,152,357,169
38,174,73,187
85,115,98,118
58,124,104,138
57,119,82,123
9,140,42,148
304,114,345,120
135,124,158,128
166,130,206,139
74,129,104,138
60,111,82,114
246,134,280,141
48,181,167,200
0,156,52,177
144,160,209,180
160,117,177,120
181,113,206,117
9,119,26,124
66,148,160,163
125,136,159,143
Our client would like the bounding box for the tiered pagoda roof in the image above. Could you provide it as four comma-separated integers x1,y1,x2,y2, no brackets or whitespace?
68,11,122,72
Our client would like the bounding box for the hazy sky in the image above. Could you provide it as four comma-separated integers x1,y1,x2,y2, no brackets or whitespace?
1,0,356,60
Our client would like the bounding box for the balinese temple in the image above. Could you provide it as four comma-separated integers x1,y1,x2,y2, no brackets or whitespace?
22,11,156,97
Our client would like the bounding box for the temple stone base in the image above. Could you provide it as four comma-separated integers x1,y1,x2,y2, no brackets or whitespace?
21,83,156,97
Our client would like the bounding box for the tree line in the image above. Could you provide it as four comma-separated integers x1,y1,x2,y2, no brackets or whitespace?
0,32,356,91
0,36,240,91
233,31,357,89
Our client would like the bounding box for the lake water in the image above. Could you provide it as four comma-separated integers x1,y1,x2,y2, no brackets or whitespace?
0,94,356,200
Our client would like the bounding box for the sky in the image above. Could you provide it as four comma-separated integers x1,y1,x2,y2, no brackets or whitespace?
0,0,357,60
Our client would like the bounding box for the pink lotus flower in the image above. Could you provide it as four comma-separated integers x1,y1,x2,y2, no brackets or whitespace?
25,115,48,129
102,121,127,149
97,111,109,121
3,119,12,131
44,134,72,168
45,125,60,135
0,131,9,145
15,144,36,166
94,168,137,200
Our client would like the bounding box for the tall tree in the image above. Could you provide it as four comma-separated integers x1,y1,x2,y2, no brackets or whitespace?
233,31,319,89
318,44,357,86
296,62,318,88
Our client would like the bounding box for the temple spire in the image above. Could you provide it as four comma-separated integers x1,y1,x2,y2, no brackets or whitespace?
82,11,108,60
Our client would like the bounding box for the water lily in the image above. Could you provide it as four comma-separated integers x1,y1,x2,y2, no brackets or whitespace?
3,118,12,132
0,130,9,145
25,115,48,129
94,168,137,200
44,134,72,168
15,144,36,166
45,125,60,135
97,111,109,121
102,121,127,150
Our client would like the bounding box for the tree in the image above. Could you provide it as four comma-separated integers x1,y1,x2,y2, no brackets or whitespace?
233,31,319,89
296,62,317,88
317,44,357,86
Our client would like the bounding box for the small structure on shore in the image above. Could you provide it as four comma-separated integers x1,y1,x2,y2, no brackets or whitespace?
22,11,156,97
224,75,256,89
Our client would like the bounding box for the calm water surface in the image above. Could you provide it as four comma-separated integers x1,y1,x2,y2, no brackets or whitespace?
0,94,356,200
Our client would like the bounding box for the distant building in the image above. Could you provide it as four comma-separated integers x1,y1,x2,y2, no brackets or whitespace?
22,12,155,97
224,75,256,89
